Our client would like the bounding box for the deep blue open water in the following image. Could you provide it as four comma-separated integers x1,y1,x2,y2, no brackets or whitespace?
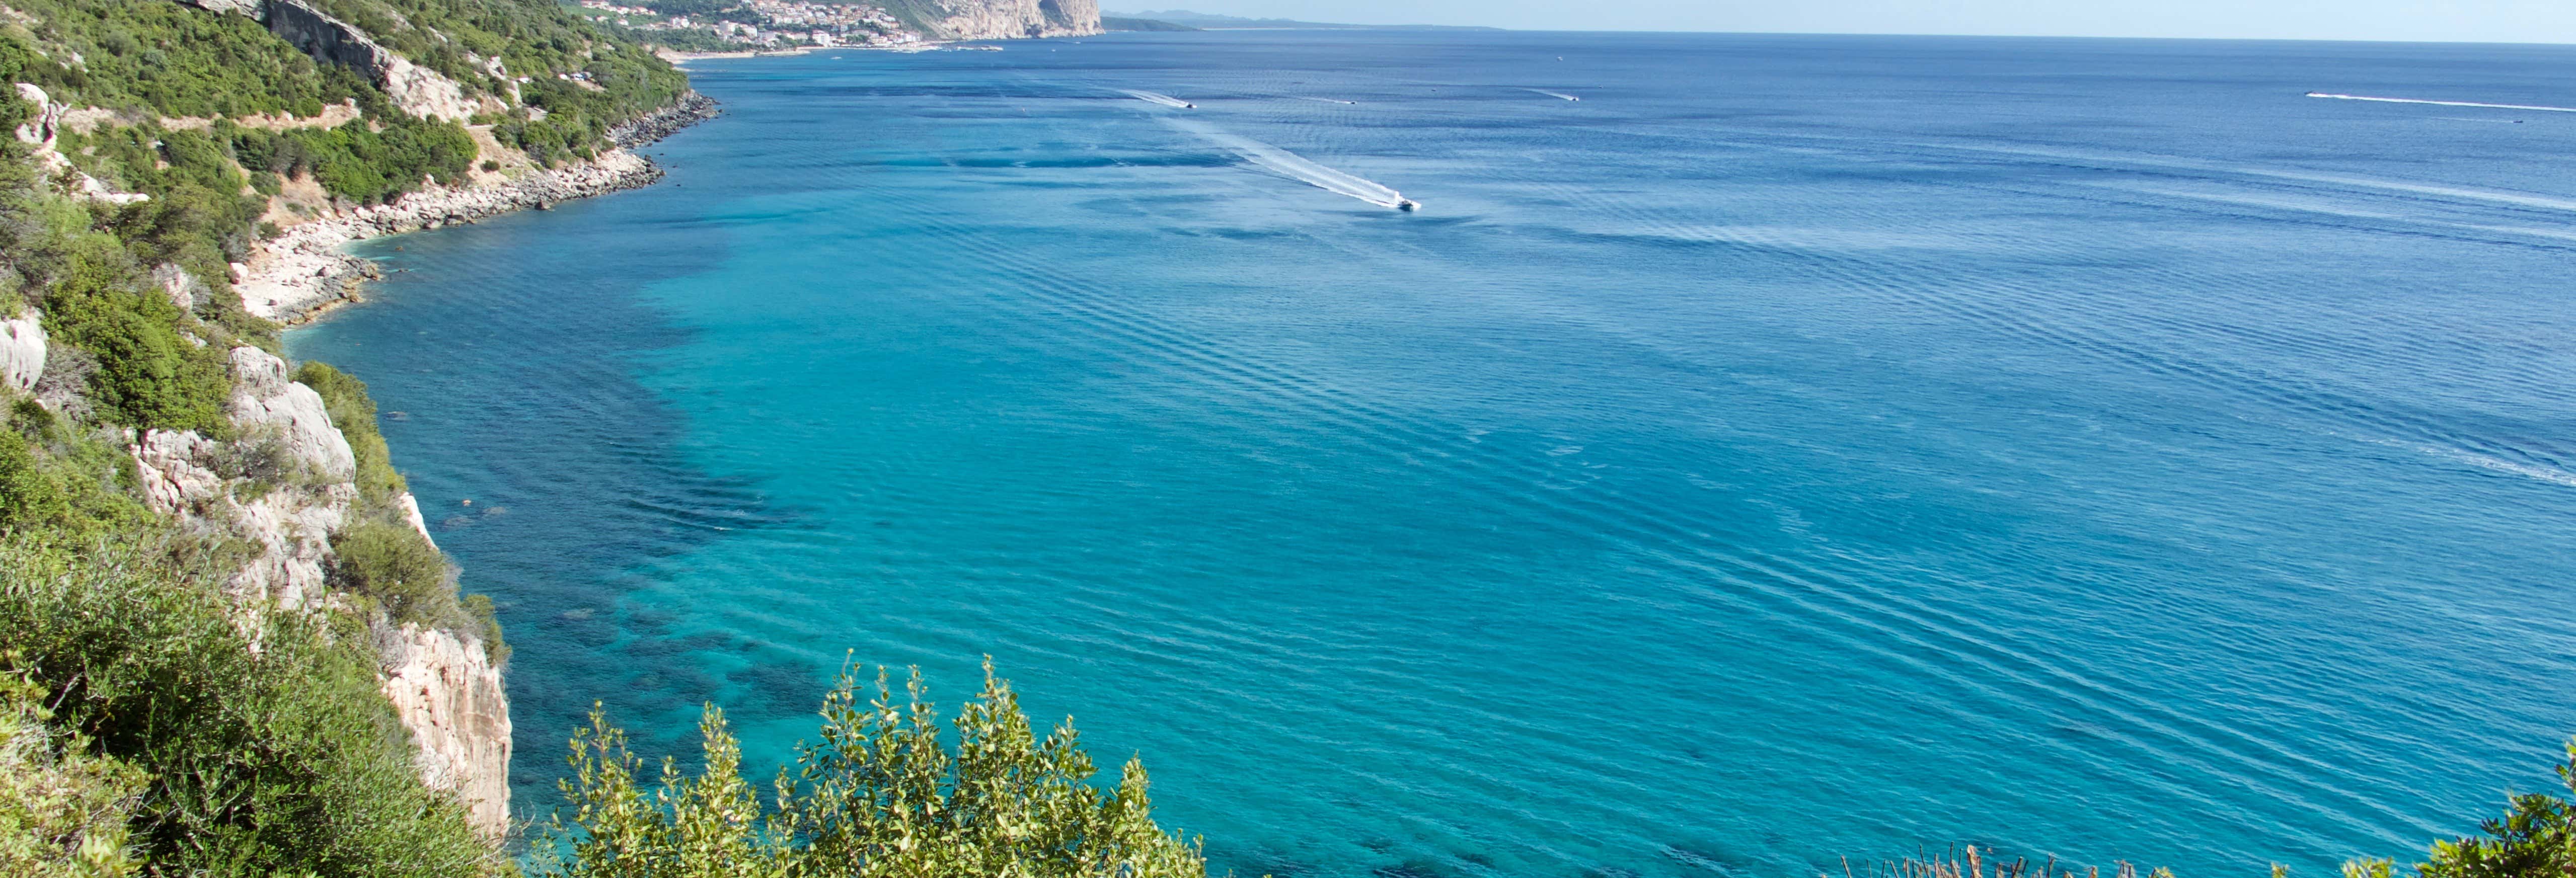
287,31,2576,878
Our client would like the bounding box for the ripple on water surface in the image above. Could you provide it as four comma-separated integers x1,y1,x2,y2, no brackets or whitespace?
290,32,2576,878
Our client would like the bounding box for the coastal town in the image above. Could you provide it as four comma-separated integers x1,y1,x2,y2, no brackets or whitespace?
574,0,927,48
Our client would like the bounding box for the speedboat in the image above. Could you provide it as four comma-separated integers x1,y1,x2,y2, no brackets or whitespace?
1396,199,1420,211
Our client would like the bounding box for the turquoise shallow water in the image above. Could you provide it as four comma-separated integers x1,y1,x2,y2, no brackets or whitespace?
288,32,2576,878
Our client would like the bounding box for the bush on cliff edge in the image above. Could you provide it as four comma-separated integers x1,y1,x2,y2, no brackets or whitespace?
0,531,503,877
542,662,1208,878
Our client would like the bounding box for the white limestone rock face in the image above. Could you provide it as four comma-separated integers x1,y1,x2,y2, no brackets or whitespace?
397,491,436,545
262,0,479,121
130,425,353,610
153,264,205,313
11,84,148,205
122,343,515,838
380,623,511,837
176,0,262,15
0,310,42,392
378,56,479,122
921,0,1102,39
12,83,54,145
226,482,353,609
126,348,366,609
230,346,357,483
129,429,226,516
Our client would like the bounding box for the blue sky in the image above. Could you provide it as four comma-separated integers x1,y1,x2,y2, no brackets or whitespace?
1109,1,2576,43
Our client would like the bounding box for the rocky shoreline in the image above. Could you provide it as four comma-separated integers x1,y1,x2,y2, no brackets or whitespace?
236,92,722,324
610,90,722,147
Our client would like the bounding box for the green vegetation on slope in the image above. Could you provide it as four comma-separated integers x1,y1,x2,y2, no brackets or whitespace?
0,104,250,434
0,531,501,877
224,114,482,204
0,0,584,873
0,667,146,878
298,360,509,659
36,254,235,432
0,0,369,117
294,0,690,165
0,398,150,538
294,360,406,504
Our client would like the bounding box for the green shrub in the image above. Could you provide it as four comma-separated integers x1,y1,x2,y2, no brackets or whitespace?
224,114,479,205
297,361,506,657
543,661,1207,878
328,519,458,627
294,361,407,507
34,254,232,433
463,593,510,665
1,400,149,539
0,666,146,878
0,1,366,118
0,530,501,877
2332,740,2576,878
0,428,68,531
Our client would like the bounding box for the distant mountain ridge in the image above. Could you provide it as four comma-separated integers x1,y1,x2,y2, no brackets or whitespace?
1101,14,1200,31
1106,9,1501,30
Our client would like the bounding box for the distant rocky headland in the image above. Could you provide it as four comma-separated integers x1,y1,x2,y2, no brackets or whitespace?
1104,8,1503,30
580,0,1102,51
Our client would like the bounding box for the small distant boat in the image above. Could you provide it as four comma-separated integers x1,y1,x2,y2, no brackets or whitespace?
1396,199,1420,211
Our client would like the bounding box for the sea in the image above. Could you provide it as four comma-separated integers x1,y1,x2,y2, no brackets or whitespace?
284,30,2576,878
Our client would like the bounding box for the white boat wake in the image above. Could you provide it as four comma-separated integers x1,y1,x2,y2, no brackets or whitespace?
1167,119,1416,210
1120,89,1196,109
2306,92,2576,113
1287,95,1359,105
1526,89,1580,102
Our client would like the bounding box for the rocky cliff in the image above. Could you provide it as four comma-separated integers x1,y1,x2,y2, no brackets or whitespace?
177,0,484,120
13,85,150,205
0,311,40,393
118,345,515,835
897,0,1102,39
381,619,512,835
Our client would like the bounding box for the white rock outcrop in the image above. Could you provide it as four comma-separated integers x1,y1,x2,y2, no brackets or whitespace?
154,264,205,312
129,430,223,516
397,492,435,543
0,310,42,392
128,353,513,836
176,0,263,16
262,0,480,121
130,415,355,614
230,347,357,483
129,348,368,611
921,0,1102,39
128,424,352,610
380,623,512,838
12,84,149,205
